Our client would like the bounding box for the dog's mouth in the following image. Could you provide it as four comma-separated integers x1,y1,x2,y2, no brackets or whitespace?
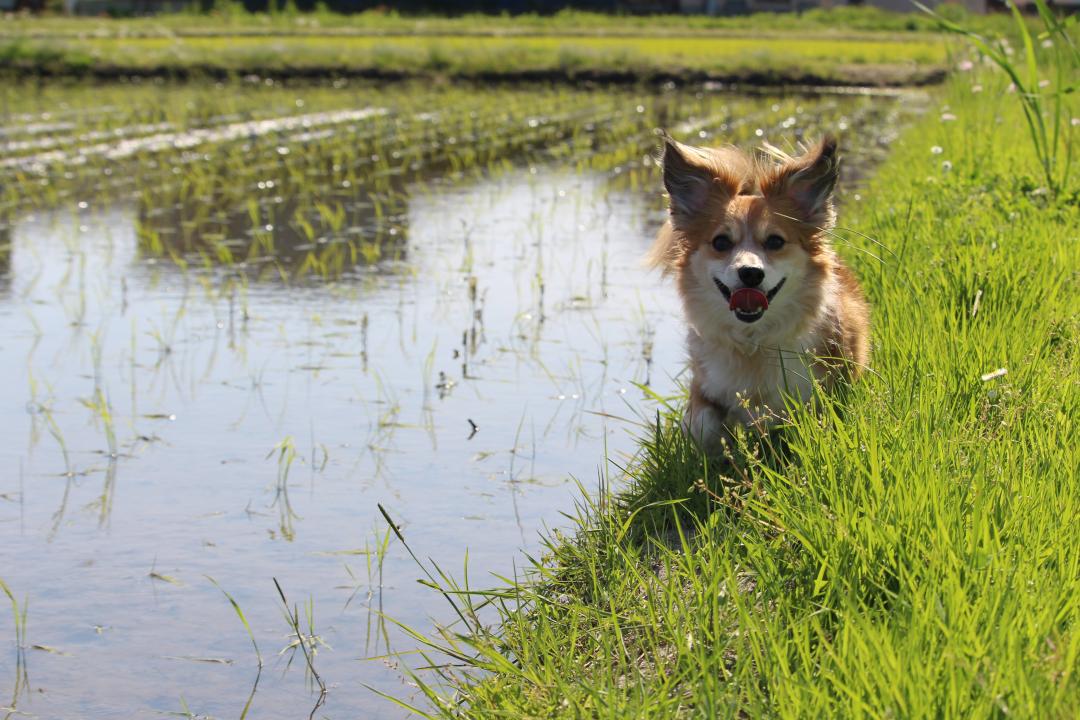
712,277,786,324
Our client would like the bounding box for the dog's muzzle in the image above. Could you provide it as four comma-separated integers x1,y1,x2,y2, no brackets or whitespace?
713,277,786,323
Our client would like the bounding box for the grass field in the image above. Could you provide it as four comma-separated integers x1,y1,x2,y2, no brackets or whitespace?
0,6,1020,38
384,51,1080,720
0,7,979,85
0,32,949,84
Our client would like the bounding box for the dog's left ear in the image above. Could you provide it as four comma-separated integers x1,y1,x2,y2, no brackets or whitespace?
764,135,840,228
660,132,716,219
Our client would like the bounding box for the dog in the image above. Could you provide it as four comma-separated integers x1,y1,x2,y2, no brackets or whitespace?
647,132,870,450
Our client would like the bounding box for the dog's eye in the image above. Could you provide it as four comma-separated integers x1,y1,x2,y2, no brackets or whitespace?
764,235,786,251
711,234,733,252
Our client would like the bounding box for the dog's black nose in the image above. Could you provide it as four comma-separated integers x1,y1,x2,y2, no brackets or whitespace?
737,267,765,287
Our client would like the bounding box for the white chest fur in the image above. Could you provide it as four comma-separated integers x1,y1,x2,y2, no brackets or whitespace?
687,320,828,427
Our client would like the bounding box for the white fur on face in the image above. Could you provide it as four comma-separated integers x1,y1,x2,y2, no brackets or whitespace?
683,224,817,349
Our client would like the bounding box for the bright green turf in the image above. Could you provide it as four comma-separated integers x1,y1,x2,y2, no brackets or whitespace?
3,32,946,74
0,6,1019,39
0,7,981,84
389,69,1080,719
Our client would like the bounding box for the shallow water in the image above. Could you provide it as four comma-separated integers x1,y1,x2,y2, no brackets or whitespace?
0,81,909,718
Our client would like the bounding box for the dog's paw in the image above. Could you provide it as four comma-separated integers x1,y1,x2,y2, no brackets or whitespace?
682,404,730,454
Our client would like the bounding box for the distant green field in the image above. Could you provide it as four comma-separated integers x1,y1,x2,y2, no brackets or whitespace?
1,26,951,85
0,6,1022,39
6,6,1017,84
33,33,946,68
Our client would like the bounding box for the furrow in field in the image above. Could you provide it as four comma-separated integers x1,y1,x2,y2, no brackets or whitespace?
0,107,388,172
1,109,311,153
118,99,625,202
1,121,175,155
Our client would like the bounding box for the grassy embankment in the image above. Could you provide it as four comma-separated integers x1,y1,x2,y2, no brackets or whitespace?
0,7,1001,85
0,6,1022,37
381,22,1080,720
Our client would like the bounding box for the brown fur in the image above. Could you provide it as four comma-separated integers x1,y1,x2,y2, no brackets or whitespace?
649,133,870,440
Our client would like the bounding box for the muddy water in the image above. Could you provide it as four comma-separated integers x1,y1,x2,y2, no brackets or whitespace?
0,82,909,718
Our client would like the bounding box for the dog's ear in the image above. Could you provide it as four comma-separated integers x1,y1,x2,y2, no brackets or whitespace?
764,135,840,228
660,133,716,218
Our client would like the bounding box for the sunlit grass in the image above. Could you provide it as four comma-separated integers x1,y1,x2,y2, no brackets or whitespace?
0,6,1021,39
0,32,948,85
383,65,1080,718
30,33,948,67
918,0,1078,195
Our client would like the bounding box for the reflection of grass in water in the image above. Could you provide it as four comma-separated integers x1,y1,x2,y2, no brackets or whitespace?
26,371,84,542
0,577,30,714
361,524,394,657
206,576,263,720
27,371,71,477
268,436,300,542
85,331,119,458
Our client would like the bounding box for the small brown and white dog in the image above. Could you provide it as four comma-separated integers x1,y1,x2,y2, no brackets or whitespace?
648,133,870,450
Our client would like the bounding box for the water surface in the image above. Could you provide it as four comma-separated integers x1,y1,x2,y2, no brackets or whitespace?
0,80,909,718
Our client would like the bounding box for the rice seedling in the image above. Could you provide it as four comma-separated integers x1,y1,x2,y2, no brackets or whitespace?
206,577,263,669
26,372,72,478
206,576,262,719
148,558,183,587
0,577,29,714
272,578,328,717
80,387,118,460
268,436,300,541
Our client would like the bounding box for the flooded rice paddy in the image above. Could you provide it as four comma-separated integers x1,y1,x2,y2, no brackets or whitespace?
0,80,912,718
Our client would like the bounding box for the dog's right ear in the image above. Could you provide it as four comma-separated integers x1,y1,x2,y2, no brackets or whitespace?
660,132,715,218
762,135,840,229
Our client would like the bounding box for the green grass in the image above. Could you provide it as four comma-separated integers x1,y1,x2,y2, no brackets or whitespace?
386,65,1080,719
0,7,975,85
0,32,948,83
0,6,1021,39
918,0,1078,195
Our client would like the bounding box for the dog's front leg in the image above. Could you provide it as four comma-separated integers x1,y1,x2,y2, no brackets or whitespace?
683,385,734,454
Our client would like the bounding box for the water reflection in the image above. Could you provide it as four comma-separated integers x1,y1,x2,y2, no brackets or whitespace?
0,164,684,719
0,220,10,272
0,83,913,716
133,173,414,278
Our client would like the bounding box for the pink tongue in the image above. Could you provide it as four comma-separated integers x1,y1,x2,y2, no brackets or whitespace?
729,287,769,313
